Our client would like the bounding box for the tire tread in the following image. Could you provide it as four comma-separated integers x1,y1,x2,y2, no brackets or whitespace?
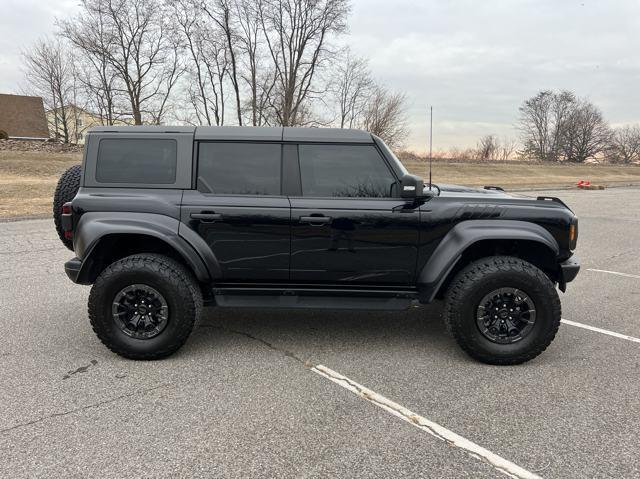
88,253,202,360
52,164,81,250
443,255,561,365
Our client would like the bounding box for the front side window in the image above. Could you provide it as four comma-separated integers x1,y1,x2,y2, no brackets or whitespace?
197,142,281,195
96,138,177,184
298,144,395,198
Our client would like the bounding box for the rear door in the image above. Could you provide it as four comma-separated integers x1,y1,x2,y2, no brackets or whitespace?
181,141,290,281
289,143,420,285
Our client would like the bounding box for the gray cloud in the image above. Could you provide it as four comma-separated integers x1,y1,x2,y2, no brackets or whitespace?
0,0,79,94
1,0,638,150
347,0,640,149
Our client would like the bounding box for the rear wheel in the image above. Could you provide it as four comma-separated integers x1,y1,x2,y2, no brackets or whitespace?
53,164,81,250
88,254,202,360
443,256,561,365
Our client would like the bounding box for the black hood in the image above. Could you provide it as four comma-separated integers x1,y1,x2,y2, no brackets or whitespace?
434,183,531,200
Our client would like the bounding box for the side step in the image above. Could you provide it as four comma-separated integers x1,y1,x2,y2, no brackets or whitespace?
211,287,418,311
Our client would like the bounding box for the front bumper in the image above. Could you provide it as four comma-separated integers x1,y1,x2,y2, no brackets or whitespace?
65,257,82,283
558,257,580,291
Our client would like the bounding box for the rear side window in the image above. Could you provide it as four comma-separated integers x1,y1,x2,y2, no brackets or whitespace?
298,144,395,198
197,142,281,195
96,139,177,184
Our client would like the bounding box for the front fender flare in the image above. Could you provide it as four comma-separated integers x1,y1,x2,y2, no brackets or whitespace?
74,212,219,283
417,220,559,303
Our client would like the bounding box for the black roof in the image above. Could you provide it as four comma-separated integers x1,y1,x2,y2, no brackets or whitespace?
88,125,373,143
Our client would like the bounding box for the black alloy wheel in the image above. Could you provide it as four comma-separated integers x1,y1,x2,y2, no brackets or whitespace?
476,287,536,344
112,284,169,339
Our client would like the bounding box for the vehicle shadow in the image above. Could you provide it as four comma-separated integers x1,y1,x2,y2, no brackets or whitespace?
185,302,462,362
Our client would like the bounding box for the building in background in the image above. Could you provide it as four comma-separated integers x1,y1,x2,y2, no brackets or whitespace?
0,93,50,140
46,105,133,144
46,105,104,145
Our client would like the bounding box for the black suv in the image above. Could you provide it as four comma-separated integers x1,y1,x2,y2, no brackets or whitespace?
53,126,579,364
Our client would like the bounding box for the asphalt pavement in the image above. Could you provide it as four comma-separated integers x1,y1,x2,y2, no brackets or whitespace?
0,187,638,478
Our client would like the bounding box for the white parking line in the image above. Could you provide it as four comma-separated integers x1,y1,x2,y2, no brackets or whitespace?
311,364,542,479
561,319,640,344
586,268,640,279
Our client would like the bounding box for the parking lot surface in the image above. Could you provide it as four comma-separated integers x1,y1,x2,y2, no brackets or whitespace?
1,187,638,478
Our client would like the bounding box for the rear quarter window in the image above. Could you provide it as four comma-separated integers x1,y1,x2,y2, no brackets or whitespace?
96,139,177,184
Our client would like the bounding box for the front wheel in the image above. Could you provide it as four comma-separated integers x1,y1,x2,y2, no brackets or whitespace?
443,256,561,365
88,254,202,360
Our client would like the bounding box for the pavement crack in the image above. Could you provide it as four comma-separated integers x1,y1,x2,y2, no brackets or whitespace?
0,383,169,434
201,324,315,368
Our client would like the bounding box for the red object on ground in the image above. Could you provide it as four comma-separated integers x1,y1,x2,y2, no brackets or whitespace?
577,180,584,186
584,180,591,186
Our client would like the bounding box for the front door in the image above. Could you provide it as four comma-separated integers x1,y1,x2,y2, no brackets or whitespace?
181,141,290,282
290,143,420,285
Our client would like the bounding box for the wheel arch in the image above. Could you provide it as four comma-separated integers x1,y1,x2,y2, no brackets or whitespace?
73,212,219,284
418,220,560,303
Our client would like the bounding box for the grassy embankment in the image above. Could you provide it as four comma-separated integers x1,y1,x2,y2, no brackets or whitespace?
0,150,81,218
1,150,639,218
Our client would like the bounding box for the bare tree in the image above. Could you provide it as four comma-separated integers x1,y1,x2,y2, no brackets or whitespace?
22,38,75,142
607,125,640,164
476,135,499,161
559,100,611,163
499,137,517,161
60,4,123,126
475,135,517,161
519,90,553,160
333,52,372,128
361,86,408,148
258,0,350,126
61,0,183,125
549,90,577,160
202,0,244,125
171,0,229,125
519,90,610,162
519,90,577,162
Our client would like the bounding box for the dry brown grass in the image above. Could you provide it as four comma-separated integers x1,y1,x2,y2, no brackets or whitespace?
403,160,640,189
0,150,81,218
0,150,639,218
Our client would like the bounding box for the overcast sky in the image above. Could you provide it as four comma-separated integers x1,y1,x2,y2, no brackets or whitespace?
1,0,639,150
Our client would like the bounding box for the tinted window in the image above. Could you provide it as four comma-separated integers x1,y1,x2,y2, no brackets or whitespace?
197,142,281,195
299,144,395,198
96,139,177,184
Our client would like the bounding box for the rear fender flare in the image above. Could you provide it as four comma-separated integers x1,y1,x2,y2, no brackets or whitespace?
418,220,559,303
74,212,220,283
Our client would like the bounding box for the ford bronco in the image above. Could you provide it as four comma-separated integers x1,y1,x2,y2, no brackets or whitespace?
53,126,579,364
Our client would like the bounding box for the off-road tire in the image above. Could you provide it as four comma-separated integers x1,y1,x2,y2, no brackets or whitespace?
53,164,81,250
444,256,561,365
88,254,202,360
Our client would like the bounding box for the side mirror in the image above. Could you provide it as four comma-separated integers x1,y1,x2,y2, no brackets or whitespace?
400,174,433,199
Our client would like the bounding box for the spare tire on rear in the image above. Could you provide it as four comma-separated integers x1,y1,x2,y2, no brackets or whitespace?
53,164,81,251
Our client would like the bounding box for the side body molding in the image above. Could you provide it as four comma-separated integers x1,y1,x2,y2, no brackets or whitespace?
417,220,560,303
74,212,220,283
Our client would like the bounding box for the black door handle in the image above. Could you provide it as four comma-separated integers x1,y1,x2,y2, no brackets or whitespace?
191,212,223,222
300,215,331,225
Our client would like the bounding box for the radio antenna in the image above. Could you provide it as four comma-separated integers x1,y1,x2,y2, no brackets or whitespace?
428,106,433,191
